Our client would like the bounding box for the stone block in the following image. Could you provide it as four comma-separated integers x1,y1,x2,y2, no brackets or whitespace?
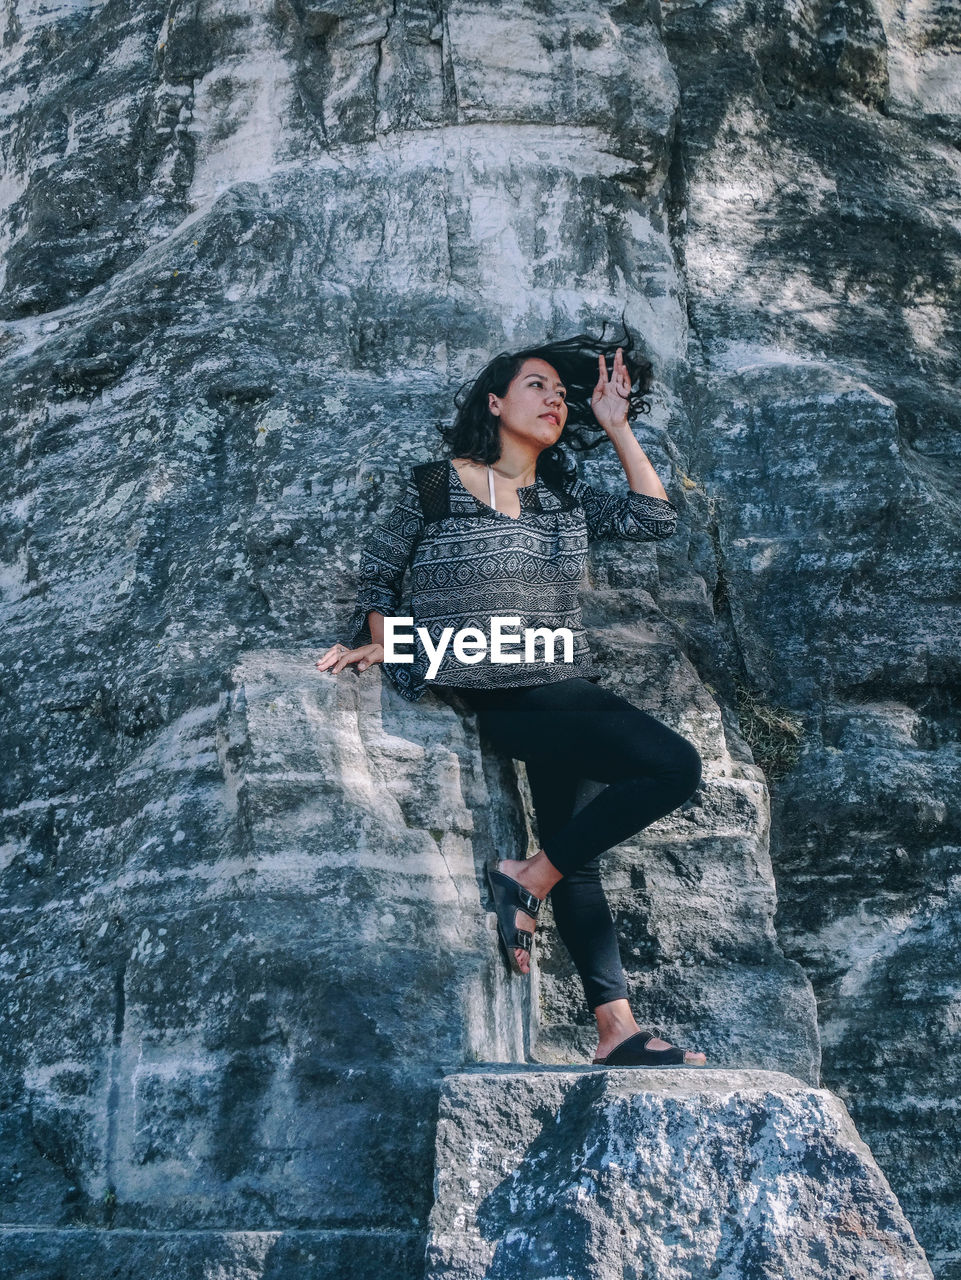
426,1068,933,1280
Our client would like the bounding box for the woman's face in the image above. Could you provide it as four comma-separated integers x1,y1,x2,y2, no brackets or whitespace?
488,358,568,451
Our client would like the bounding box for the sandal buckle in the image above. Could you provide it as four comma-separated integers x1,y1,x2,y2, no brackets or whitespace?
518,888,541,916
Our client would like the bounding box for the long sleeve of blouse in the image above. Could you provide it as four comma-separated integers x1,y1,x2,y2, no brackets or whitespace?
344,474,425,648
566,477,678,541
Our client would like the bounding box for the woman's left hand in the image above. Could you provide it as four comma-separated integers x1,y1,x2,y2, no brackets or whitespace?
590,347,632,433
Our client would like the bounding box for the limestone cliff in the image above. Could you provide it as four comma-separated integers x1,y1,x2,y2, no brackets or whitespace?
0,2,956,1278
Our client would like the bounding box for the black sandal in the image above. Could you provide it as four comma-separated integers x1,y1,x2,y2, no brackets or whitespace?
592,1031,704,1068
485,861,544,976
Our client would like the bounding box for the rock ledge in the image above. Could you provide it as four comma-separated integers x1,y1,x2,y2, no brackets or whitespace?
426,1068,933,1280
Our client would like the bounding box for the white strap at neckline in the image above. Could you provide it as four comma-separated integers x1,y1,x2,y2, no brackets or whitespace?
487,464,497,511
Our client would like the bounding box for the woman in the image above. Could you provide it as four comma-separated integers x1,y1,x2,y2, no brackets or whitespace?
317,331,707,1068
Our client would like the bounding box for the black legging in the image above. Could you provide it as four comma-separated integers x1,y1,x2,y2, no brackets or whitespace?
448,677,703,1012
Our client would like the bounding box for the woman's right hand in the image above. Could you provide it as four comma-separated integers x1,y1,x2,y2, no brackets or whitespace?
315,642,385,674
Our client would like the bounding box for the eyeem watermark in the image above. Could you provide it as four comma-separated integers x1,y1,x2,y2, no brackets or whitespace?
383,616,574,680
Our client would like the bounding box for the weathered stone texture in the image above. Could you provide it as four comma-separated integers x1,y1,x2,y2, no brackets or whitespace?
426,1069,934,1280
659,0,961,1272
0,0,956,1276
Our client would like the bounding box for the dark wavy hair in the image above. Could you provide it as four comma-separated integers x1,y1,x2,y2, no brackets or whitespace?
435,323,653,489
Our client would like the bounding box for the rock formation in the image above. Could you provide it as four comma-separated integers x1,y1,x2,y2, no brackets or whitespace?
427,1069,934,1280
0,1,956,1277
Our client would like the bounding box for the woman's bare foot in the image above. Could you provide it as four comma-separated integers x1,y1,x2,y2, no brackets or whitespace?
594,998,707,1065
495,851,563,974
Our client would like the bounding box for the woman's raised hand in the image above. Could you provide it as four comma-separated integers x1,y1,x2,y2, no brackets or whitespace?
590,347,632,433
315,642,385,675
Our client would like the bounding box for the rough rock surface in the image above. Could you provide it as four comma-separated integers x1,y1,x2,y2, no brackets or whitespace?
658,1,961,1274
427,1068,934,1280
0,0,956,1277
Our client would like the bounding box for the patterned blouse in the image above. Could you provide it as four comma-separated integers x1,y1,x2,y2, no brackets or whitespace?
344,458,679,702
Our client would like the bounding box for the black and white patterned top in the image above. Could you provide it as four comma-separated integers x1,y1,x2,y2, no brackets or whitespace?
344,458,678,702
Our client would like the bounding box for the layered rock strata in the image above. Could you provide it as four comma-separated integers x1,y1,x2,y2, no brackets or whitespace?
0,0,954,1277
659,0,961,1272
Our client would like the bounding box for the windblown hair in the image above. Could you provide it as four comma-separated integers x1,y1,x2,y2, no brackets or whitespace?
435,324,654,490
